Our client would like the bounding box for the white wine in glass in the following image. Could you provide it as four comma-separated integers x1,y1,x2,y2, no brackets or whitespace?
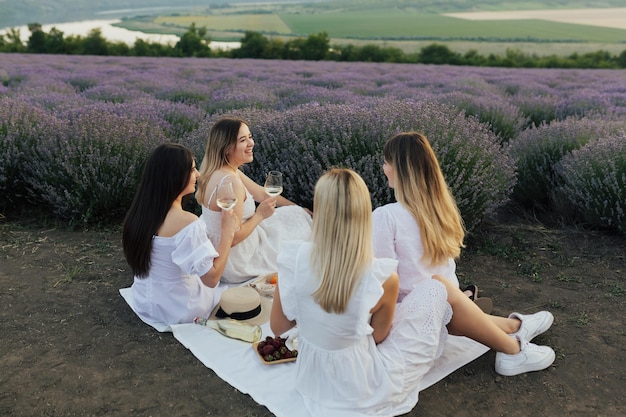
216,178,237,211
264,171,283,197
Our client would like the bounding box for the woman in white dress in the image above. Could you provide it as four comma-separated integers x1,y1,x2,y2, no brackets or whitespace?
372,131,554,335
122,143,238,326
196,116,312,284
270,168,556,417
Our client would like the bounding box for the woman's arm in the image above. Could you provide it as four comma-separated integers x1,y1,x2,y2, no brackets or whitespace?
240,171,296,207
369,272,400,344
228,173,275,246
199,209,238,287
270,283,297,336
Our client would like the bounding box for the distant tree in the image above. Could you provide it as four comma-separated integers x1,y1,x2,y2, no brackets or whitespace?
174,23,211,57
27,23,46,53
301,32,330,60
132,38,173,57
262,38,286,59
463,49,486,66
2,27,26,52
617,50,626,68
234,31,269,58
82,29,109,55
284,37,305,60
418,43,461,65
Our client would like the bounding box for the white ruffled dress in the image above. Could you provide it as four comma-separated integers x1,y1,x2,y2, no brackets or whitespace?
277,241,452,417
201,187,312,284
130,220,222,326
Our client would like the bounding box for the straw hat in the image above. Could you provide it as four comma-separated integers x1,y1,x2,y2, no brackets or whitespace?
209,286,271,326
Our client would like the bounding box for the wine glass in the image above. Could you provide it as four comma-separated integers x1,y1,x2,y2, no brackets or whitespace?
216,176,237,211
264,171,283,197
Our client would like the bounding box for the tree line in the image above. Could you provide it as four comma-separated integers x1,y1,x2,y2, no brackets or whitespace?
2,23,626,69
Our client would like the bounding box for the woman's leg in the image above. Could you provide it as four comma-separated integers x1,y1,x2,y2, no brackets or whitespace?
432,275,520,354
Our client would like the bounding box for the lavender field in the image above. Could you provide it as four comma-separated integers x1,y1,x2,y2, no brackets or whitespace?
0,53,624,233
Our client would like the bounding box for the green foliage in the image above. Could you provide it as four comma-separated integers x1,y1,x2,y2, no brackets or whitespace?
2,24,626,69
174,23,212,57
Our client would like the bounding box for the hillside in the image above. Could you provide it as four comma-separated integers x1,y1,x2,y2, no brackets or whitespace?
2,0,625,29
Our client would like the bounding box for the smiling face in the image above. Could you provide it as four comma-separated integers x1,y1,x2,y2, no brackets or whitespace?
226,123,254,167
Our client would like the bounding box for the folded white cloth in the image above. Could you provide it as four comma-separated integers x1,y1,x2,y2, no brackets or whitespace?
120,287,490,417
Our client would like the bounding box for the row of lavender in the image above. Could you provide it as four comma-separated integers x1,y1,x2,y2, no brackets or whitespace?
0,54,624,233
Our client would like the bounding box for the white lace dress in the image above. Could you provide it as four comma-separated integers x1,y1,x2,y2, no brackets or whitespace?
372,202,459,301
277,241,452,417
201,187,312,283
130,220,223,325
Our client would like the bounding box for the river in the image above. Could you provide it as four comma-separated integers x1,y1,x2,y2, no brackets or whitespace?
0,19,241,50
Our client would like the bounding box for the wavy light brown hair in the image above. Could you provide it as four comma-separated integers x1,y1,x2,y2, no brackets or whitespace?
196,116,248,206
384,132,465,265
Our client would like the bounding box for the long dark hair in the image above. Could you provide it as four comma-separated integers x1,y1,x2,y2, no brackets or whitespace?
122,143,195,277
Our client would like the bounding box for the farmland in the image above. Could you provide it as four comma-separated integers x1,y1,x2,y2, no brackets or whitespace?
115,3,626,56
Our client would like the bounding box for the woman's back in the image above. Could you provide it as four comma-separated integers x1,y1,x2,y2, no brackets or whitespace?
373,202,458,300
278,241,406,416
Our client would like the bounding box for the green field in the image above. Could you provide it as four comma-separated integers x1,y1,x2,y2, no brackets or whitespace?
115,2,626,56
280,11,626,42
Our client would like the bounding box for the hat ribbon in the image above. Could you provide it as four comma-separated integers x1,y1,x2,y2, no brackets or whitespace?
215,303,261,321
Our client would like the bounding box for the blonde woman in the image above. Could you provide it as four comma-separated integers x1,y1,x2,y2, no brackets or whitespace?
271,168,555,416
196,116,312,284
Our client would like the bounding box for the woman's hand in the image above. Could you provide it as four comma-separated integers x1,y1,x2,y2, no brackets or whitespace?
255,197,276,220
221,208,239,238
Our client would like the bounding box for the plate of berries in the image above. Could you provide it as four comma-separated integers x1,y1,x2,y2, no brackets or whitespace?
254,335,298,365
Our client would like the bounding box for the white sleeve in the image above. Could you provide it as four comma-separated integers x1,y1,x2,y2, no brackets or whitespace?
372,206,398,261
171,221,219,277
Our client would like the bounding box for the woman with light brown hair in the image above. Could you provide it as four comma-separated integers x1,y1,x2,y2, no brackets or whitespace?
196,116,312,283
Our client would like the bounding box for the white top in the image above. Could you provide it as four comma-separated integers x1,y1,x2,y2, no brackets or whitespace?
130,220,221,325
372,202,459,301
201,187,312,283
277,241,451,417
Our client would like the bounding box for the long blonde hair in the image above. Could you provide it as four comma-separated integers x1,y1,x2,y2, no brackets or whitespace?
311,168,373,313
196,116,248,206
384,132,465,265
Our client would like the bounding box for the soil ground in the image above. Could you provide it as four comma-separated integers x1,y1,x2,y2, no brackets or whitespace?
0,208,624,417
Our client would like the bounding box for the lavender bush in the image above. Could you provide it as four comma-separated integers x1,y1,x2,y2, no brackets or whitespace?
554,135,626,233
0,98,66,206
439,91,528,142
1,53,625,231
21,108,168,225
508,117,626,208
187,99,516,232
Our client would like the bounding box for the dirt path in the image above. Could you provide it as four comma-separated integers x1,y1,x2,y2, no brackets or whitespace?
1,214,624,416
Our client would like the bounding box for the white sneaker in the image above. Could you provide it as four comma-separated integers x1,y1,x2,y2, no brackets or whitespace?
509,311,554,342
495,339,556,376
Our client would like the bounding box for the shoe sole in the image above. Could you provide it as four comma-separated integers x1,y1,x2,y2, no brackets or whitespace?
495,349,556,376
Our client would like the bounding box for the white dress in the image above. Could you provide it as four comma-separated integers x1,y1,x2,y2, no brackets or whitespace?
372,202,459,301
201,187,312,284
277,241,452,417
130,220,222,325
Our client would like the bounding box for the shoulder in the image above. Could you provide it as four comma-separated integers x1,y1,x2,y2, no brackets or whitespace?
159,209,200,238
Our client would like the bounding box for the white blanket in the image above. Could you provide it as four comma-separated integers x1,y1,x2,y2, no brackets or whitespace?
120,287,489,417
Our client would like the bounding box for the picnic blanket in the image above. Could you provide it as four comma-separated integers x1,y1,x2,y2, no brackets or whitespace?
120,287,490,417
